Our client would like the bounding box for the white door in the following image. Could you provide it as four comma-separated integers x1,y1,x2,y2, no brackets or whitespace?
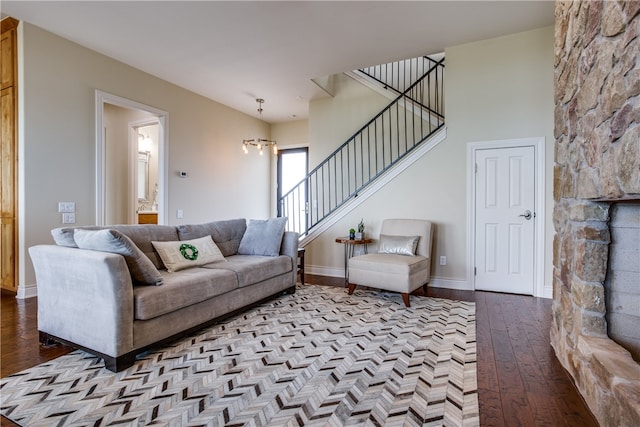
475,146,535,295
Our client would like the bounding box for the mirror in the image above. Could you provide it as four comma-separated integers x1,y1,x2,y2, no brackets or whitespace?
138,151,149,201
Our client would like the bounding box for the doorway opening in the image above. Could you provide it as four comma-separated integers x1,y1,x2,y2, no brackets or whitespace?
95,91,168,226
277,148,308,234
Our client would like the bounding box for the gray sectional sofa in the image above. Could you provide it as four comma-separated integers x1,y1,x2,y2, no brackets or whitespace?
29,218,299,372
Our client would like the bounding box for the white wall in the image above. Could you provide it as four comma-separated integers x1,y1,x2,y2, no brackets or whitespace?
303,26,554,293
18,23,271,294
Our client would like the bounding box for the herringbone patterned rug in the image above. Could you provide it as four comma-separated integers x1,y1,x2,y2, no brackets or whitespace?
1,284,478,426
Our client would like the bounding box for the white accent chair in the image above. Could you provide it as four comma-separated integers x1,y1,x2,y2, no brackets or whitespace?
347,219,433,307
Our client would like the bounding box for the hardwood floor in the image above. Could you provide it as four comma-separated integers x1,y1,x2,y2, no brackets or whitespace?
1,276,598,426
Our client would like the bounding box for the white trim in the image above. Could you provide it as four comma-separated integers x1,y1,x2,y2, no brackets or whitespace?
95,90,169,225
306,265,343,278
305,264,470,292
299,127,447,247
466,137,547,298
16,284,37,299
429,277,472,291
16,22,29,299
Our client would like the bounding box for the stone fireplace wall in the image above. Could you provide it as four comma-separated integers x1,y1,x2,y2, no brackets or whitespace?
552,1,639,426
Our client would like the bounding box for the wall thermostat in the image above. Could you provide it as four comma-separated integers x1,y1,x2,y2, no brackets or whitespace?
179,171,188,178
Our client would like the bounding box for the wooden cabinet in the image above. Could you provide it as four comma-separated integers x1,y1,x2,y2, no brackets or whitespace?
1,18,18,292
138,212,158,224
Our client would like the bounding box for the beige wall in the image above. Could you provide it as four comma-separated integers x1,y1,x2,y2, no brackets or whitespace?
303,26,554,294
18,22,554,296
18,23,271,294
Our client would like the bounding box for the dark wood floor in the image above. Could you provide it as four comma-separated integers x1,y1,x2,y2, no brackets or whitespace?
1,275,598,426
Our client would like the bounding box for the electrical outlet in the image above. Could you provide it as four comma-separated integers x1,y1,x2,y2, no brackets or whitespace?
177,209,184,219
439,256,447,266
62,213,76,224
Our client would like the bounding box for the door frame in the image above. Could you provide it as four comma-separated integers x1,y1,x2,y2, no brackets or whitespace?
95,90,168,226
466,137,546,297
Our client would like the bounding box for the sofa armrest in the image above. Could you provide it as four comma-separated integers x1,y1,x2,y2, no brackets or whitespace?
280,231,300,285
29,245,134,357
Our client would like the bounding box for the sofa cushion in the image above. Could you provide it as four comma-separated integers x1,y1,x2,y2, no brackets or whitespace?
151,236,225,272
177,219,246,257
133,268,238,320
112,225,179,270
378,234,420,256
349,253,429,275
73,229,164,286
237,217,287,256
204,254,292,287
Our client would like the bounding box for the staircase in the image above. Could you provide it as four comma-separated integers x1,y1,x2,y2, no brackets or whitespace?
279,56,445,239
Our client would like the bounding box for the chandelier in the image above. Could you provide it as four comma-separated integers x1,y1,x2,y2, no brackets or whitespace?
243,98,277,156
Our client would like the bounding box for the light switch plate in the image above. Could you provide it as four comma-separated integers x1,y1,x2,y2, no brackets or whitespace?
58,202,75,213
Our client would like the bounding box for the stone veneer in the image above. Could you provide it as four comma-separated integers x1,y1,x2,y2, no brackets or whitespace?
552,1,639,426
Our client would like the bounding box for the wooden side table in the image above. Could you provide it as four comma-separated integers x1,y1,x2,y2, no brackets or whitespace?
335,237,372,286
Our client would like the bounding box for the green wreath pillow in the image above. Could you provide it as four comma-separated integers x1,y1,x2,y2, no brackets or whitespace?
151,236,225,272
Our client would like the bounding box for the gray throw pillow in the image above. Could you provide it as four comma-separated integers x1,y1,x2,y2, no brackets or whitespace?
378,234,420,256
51,226,103,247
237,217,287,256
74,228,163,286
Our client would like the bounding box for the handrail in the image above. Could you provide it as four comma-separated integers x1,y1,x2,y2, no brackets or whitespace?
279,57,444,236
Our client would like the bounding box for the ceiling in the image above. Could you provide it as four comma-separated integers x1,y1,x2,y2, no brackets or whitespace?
1,1,554,123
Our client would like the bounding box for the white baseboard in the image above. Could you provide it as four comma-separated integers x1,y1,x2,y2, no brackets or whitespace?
17,283,37,299
307,265,343,278
428,277,473,291
306,265,472,292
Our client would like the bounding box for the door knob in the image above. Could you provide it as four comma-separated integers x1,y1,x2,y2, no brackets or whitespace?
519,210,532,220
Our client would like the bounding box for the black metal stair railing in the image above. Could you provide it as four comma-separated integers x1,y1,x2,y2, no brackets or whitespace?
279,57,444,237
358,56,442,114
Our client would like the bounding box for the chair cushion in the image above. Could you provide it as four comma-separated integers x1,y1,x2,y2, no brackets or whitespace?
348,253,430,294
349,253,428,275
